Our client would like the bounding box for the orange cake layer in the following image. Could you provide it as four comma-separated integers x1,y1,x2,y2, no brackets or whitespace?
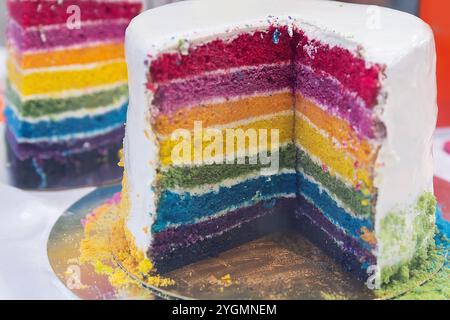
9,42,125,69
154,92,293,136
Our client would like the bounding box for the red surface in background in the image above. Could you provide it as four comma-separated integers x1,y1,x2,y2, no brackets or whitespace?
434,176,450,220
420,0,450,127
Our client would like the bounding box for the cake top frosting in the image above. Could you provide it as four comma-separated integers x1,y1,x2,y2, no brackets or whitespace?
126,0,433,65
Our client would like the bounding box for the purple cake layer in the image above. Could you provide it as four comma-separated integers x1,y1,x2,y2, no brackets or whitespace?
149,201,295,274
150,196,297,260
296,195,376,266
295,63,377,139
6,126,125,160
6,135,122,189
152,63,292,113
7,20,128,51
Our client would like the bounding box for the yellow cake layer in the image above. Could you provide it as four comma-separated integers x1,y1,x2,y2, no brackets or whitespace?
295,115,373,190
9,42,125,69
155,91,294,136
7,59,128,97
296,94,377,166
159,112,294,167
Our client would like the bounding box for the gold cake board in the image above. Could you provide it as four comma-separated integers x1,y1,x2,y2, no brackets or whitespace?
113,233,445,300
48,184,446,300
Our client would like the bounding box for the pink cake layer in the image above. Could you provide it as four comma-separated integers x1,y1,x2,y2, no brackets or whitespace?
7,19,129,51
7,0,142,28
152,62,376,139
149,26,381,107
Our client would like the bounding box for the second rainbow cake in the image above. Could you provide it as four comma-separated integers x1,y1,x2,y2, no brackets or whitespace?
5,0,143,189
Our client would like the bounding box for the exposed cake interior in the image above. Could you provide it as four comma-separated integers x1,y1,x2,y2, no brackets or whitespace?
123,25,436,286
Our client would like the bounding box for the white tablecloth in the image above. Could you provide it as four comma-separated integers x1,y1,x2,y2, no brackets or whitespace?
0,185,92,299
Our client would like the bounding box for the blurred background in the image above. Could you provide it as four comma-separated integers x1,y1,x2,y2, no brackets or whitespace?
0,0,448,125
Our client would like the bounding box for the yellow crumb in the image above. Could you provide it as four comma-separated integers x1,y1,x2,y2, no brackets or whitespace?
93,261,114,276
109,269,131,287
138,259,154,275
220,274,233,287
118,149,124,167
78,174,174,293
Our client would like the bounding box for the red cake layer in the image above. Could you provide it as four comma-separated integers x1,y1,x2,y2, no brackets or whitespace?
149,26,381,108
7,0,142,28
150,26,294,83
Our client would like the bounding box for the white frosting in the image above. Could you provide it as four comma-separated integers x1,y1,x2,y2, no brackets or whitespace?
374,31,437,268
124,0,437,263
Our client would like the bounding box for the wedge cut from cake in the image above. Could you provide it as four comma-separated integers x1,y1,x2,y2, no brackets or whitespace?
5,0,143,189
121,0,438,287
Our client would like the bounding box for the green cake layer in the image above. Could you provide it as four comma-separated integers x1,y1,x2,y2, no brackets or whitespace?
159,143,297,189
6,82,128,117
297,148,372,217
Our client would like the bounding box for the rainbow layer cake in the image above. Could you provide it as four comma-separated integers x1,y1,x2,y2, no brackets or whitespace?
120,0,438,287
4,0,143,189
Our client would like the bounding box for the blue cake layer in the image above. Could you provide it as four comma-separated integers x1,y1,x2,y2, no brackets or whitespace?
4,101,127,140
153,172,297,232
297,172,374,251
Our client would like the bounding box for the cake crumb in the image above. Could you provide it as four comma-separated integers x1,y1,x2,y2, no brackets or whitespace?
79,184,175,294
